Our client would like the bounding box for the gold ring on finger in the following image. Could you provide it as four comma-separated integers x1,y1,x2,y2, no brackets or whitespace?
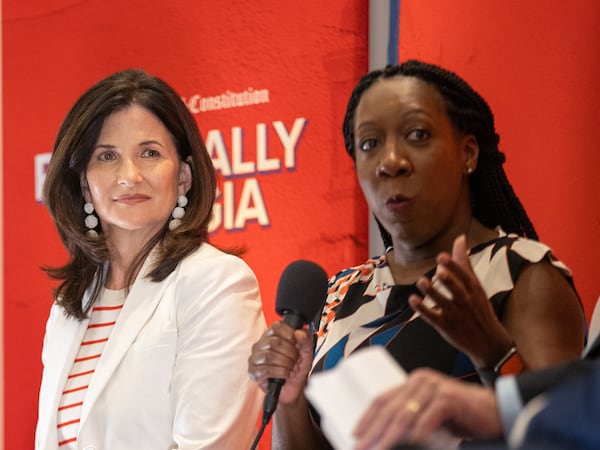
405,399,421,413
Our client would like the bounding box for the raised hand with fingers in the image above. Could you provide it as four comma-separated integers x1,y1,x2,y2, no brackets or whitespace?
408,235,515,372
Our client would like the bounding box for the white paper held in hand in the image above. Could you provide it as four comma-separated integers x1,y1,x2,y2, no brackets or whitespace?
305,346,460,450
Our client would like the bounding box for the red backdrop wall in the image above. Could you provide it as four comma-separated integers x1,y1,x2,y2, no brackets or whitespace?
2,1,368,448
398,0,600,319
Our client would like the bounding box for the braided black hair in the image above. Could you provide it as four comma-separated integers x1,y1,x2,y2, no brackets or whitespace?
342,60,537,248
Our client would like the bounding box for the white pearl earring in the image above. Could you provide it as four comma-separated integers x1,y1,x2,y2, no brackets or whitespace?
169,195,188,230
84,202,99,237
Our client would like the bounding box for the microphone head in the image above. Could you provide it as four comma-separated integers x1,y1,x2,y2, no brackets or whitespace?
275,260,329,324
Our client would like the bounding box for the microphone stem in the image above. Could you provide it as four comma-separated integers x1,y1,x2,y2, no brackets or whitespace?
263,378,284,418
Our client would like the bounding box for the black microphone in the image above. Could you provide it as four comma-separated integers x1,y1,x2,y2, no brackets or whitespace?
262,260,329,421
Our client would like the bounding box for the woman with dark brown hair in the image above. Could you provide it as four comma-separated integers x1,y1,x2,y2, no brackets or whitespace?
36,69,265,449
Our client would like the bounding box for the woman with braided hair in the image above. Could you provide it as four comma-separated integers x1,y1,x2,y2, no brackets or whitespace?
248,60,585,449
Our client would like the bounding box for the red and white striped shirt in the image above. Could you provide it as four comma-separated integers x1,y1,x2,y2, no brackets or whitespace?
57,288,125,448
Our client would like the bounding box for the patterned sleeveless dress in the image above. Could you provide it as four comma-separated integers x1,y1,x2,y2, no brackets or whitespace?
311,231,575,382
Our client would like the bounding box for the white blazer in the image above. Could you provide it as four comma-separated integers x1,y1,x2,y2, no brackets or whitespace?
35,243,266,450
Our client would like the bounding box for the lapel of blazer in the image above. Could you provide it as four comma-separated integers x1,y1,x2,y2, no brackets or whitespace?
78,249,177,429
38,304,89,449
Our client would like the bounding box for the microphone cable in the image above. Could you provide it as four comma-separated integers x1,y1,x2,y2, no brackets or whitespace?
250,379,283,450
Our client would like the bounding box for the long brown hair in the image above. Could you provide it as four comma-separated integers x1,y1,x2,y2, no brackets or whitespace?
43,69,216,319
